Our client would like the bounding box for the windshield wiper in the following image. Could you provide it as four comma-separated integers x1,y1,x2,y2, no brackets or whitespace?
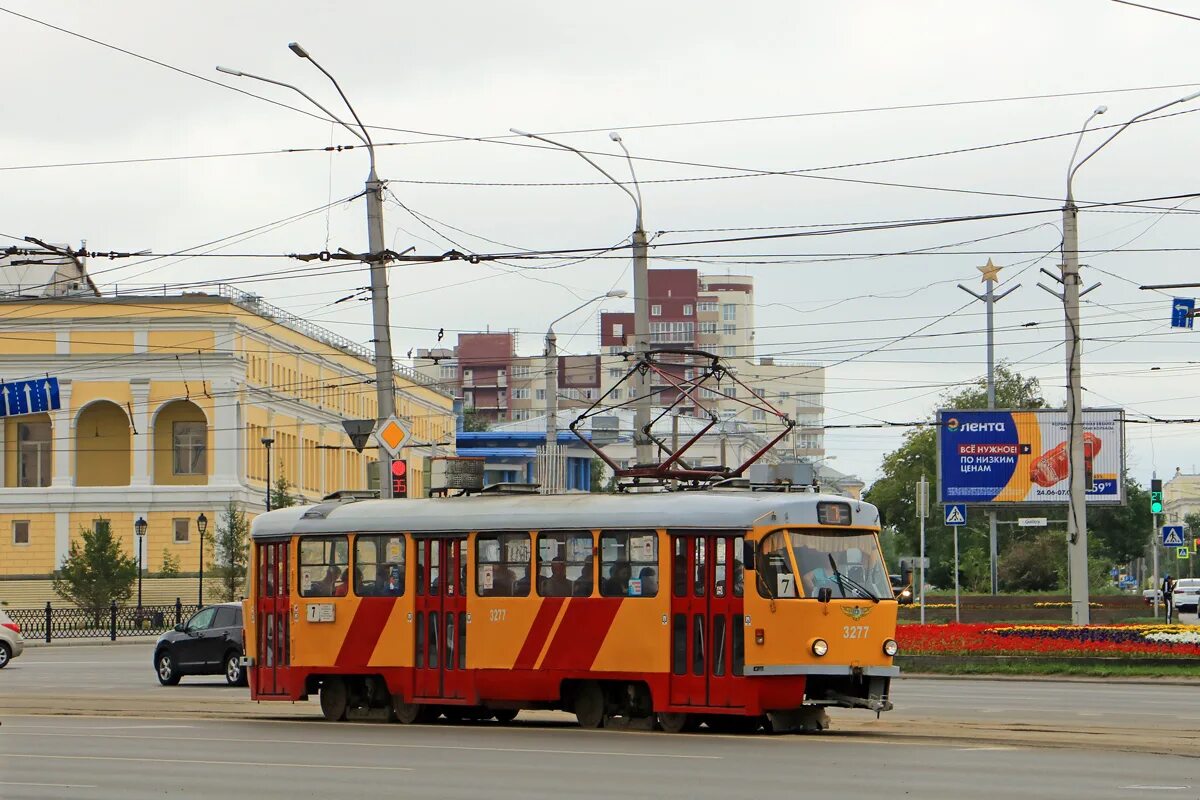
827,554,879,603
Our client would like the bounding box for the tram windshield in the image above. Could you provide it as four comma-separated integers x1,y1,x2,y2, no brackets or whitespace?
758,529,890,600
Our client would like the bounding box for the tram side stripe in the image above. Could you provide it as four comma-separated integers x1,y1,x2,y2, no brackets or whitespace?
513,597,566,671
538,598,622,671
335,598,398,667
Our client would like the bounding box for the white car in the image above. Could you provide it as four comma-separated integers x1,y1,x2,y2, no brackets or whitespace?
0,608,25,668
1172,578,1200,615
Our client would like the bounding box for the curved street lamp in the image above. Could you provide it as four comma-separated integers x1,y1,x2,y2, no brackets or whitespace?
1058,90,1200,626
544,290,628,449
510,128,653,465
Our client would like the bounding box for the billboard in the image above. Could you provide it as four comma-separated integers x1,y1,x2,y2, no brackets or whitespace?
937,408,1125,506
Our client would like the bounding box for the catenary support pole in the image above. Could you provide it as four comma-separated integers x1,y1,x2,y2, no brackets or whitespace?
959,259,1018,596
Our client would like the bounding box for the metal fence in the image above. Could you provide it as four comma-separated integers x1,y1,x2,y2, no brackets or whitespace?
5,599,203,642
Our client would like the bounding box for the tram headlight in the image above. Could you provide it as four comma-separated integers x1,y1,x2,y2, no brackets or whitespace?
811,638,829,657
882,639,899,657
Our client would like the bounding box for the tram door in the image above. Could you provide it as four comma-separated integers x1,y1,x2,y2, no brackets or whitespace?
669,535,746,708
413,537,468,700
255,540,291,697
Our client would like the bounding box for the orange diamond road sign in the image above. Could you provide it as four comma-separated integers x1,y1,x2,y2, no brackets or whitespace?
374,416,412,457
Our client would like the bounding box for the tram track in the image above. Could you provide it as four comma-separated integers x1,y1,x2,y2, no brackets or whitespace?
4,690,1197,760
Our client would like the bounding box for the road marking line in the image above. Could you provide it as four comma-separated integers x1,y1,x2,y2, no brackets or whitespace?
0,731,721,760
0,782,98,789
956,746,1019,751
1120,786,1191,791
0,753,412,771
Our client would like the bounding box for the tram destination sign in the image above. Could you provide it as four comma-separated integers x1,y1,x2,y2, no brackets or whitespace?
937,408,1125,506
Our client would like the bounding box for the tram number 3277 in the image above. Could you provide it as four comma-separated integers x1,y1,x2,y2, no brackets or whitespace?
842,625,870,639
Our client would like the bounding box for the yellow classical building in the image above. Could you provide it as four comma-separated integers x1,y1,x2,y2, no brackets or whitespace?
0,280,454,579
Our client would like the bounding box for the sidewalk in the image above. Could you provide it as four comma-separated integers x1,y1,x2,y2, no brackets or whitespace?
24,635,161,648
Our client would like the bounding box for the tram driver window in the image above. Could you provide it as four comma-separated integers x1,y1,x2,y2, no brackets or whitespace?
476,533,531,597
299,536,350,598
756,531,797,598
536,532,593,597
355,534,405,596
600,531,659,597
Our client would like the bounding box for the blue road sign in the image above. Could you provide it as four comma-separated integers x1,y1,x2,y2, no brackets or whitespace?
0,377,61,418
1171,298,1195,329
944,504,967,526
1162,525,1185,547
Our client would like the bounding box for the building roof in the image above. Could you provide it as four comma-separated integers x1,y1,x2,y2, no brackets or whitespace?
251,489,881,539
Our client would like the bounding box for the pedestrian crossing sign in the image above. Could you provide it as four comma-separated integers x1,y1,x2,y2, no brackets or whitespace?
1178,547,1190,560
1162,525,1185,547
944,504,967,526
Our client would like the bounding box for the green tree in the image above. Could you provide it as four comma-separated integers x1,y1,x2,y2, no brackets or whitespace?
159,549,181,577
865,364,1047,588
461,409,492,432
998,530,1065,591
590,458,616,493
52,520,137,621
1088,479,1152,565
213,500,250,602
270,475,297,510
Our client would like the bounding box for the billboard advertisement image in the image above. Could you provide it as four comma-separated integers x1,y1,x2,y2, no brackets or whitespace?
937,408,1125,506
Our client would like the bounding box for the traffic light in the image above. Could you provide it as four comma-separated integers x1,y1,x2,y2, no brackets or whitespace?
1150,478,1164,514
391,459,408,498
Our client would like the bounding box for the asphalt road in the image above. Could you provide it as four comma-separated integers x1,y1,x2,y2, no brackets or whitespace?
0,644,1197,799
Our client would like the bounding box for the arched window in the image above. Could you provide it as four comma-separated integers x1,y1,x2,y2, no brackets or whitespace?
153,400,208,485
75,401,131,487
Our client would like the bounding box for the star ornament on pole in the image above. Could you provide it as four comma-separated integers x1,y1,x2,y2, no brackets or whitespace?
978,258,1003,283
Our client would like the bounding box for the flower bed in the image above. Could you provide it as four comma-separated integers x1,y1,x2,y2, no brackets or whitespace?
897,622,1200,658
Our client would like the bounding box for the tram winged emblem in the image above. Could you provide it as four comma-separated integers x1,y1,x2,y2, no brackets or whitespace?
841,605,873,621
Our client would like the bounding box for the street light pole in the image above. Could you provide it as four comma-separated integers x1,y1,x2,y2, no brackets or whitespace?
134,516,147,613
219,44,397,498
1056,91,1200,625
261,437,275,512
196,512,208,607
545,291,629,448
510,128,652,466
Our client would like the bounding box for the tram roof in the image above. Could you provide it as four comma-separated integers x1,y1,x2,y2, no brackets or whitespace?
250,490,881,540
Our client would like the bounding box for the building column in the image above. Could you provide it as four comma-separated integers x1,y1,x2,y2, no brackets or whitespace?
55,511,70,567
130,379,151,486
213,379,240,486
51,379,73,488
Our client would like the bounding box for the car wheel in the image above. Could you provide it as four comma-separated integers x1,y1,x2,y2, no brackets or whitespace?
0,641,11,669
155,650,181,686
224,651,246,686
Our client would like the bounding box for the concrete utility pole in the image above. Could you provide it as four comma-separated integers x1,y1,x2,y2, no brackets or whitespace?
219,43,398,498
545,291,628,447
959,259,1019,596
1046,90,1200,624
917,473,929,624
510,129,652,466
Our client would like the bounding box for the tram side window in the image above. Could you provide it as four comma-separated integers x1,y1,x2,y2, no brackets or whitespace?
536,532,594,597
299,536,350,598
476,533,531,597
756,531,797,599
600,530,659,597
355,534,406,596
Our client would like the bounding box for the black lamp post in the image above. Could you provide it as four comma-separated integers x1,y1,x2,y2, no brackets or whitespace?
196,512,208,607
261,436,276,512
134,516,148,612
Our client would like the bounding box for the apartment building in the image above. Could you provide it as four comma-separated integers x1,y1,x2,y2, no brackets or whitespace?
414,268,826,458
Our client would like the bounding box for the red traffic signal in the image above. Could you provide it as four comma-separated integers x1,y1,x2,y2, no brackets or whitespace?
391,459,408,498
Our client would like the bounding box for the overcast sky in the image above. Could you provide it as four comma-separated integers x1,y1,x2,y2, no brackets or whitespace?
3,1,1200,490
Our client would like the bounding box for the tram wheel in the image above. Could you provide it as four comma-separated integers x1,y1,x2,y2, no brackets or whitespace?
657,712,696,734
573,683,606,728
492,709,519,724
391,698,433,725
319,678,348,722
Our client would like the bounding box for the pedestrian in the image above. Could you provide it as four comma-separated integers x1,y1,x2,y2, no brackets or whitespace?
1162,574,1176,623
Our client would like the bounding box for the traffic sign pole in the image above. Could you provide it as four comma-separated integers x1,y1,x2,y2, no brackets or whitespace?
917,474,928,625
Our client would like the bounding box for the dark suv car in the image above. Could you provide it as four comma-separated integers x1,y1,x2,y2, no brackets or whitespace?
153,603,246,686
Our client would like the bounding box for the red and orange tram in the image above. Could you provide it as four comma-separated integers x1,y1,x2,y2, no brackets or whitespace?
245,488,901,732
